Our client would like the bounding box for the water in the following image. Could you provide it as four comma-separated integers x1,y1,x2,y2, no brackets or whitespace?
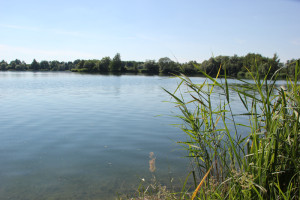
0,72,194,199
0,72,286,199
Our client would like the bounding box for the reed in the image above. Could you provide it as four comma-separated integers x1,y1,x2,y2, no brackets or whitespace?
164,60,300,199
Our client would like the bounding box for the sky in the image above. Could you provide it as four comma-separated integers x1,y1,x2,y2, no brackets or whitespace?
0,0,300,63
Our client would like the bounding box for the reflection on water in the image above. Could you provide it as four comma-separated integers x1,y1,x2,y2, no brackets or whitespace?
0,72,287,199
0,72,190,199
149,152,156,173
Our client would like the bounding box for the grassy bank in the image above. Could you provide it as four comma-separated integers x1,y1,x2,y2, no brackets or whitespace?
123,61,299,199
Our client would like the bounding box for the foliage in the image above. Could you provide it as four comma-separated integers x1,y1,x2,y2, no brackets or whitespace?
286,59,300,78
40,60,50,71
110,53,122,72
158,57,180,74
144,60,159,74
0,54,298,78
180,61,199,75
164,61,300,199
99,57,111,72
83,60,97,72
0,60,8,70
49,60,60,71
30,59,40,71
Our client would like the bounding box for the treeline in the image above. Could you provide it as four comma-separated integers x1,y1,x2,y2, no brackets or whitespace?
0,53,299,77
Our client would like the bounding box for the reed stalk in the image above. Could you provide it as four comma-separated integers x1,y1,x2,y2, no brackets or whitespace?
164,61,300,199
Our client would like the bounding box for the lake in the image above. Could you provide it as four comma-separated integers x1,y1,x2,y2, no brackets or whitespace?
0,72,195,199
0,71,282,199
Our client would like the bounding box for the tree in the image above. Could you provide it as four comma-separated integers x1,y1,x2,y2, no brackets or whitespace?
268,53,280,75
144,60,159,74
83,60,94,71
0,60,8,70
109,53,122,72
50,60,60,71
243,53,266,72
15,61,27,71
158,57,172,72
11,59,22,70
73,59,81,66
58,62,67,71
9,60,16,70
180,61,198,74
285,59,299,77
30,59,40,71
66,61,75,70
201,57,219,76
40,61,50,70
228,54,243,76
158,57,179,74
76,60,85,69
99,57,111,72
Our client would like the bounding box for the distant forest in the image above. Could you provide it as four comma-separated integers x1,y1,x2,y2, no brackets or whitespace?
1,53,299,78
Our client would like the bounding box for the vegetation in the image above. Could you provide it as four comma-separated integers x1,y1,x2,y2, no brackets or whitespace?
160,60,299,199
122,61,299,200
120,60,299,200
1,53,299,78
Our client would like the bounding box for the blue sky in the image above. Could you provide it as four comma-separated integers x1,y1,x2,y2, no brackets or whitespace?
0,0,299,63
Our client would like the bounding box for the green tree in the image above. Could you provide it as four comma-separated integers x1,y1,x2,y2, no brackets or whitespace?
0,60,8,70
268,53,280,75
65,61,75,70
83,60,96,72
144,60,159,74
109,53,122,72
228,54,243,75
286,59,300,77
7,59,22,70
158,57,172,73
73,59,81,67
243,53,266,72
40,61,50,70
158,57,179,74
58,62,67,71
180,61,198,74
8,60,17,70
99,57,111,72
50,60,60,71
15,61,27,71
76,60,85,70
30,59,40,71
201,57,219,75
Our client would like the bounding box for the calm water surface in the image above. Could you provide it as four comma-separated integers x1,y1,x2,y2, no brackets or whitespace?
0,72,193,199
0,72,280,199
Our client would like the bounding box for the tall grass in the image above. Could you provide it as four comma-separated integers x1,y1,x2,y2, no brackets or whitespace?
164,61,300,199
